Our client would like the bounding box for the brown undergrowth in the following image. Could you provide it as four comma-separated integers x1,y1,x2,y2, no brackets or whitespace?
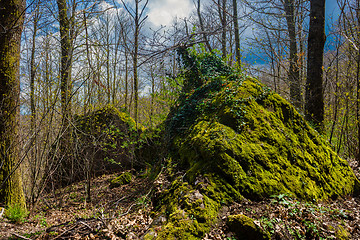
0,166,360,239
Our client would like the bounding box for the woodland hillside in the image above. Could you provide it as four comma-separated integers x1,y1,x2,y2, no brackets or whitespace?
1,0,360,239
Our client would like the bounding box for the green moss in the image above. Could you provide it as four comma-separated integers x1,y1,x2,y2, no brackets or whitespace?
144,178,222,239
335,225,350,240
227,214,270,240
152,50,359,239
73,105,139,171
109,172,132,188
0,0,26,210
174,77,359,201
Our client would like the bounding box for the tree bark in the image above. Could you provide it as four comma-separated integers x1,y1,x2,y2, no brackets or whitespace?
57,0,72,127
57,0,73,185
134,0,139,127
305,0,325,131
0,0,26,209
218,0,227,58
284,0,302,110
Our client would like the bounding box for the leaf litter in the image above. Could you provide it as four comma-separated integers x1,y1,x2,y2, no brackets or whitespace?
0,161,360,239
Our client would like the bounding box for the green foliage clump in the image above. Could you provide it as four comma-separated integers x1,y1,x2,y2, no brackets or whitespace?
5,204,28,224
109,171,132,188
168,47,241,135
227,214,270,240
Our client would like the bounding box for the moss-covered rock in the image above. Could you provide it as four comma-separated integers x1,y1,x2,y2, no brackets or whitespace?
174,76,359,201
147,49,360,239
74,105,139,173
227,214,270,240
110,172,132,188
49,105,140,187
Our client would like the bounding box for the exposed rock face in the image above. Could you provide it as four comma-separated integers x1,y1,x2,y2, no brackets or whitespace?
146,50,359,239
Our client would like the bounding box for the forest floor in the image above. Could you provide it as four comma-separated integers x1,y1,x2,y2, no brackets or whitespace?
1,160,360,240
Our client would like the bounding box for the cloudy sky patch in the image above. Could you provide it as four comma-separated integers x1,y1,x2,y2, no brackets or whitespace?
147,0,194,27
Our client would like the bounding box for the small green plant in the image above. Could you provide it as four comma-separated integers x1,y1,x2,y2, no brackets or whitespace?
304,220,320,238
49,231,58,236
137,195,149,208
259,216,278,234
34,214,48,227
270,193,294,206
5,204,28,223
226,237,237,240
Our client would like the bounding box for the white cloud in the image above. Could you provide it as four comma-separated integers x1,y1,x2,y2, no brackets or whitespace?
147,0,194,27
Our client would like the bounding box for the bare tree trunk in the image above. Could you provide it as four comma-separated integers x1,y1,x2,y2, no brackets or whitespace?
232,0,241,64
329,40,340,146
29,3,40,205
197,0,212,52
0,0,26,209
356,0,360,162
125,48,129,112
305,0,325,131
284,0,302,110
134,0,139,126
218,0,227,58
57,0,74,185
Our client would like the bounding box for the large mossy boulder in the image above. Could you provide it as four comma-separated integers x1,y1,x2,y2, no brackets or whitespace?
74,105,139,174
146,49,360,239
49,105,139,187
173,76,359,201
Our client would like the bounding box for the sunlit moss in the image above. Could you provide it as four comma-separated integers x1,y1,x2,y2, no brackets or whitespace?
146,50,359,239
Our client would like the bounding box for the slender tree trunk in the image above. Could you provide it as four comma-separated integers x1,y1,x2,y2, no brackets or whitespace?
57,0,73,185
197,0,212,52
356,0,360,162
57,0,72,127
218,0,227,58
29,4,40,205
284,0,302,110
150,69,155,127
125,48,129,112
134,0,139,126
106,19,111,104
329,43,340,146
232,0,241,64
0,0,26,209
305,0,325,131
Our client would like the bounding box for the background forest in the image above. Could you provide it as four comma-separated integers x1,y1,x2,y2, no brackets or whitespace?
1,0,360,239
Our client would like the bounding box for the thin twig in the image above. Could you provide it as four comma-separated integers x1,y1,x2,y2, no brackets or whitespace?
11,233,32,240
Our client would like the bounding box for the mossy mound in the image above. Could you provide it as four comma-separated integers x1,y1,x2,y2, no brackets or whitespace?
174,76,359,201
110,172,132,188
147,49,359,239
49,105,140,187
227,214,270,240
74,105,139,173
